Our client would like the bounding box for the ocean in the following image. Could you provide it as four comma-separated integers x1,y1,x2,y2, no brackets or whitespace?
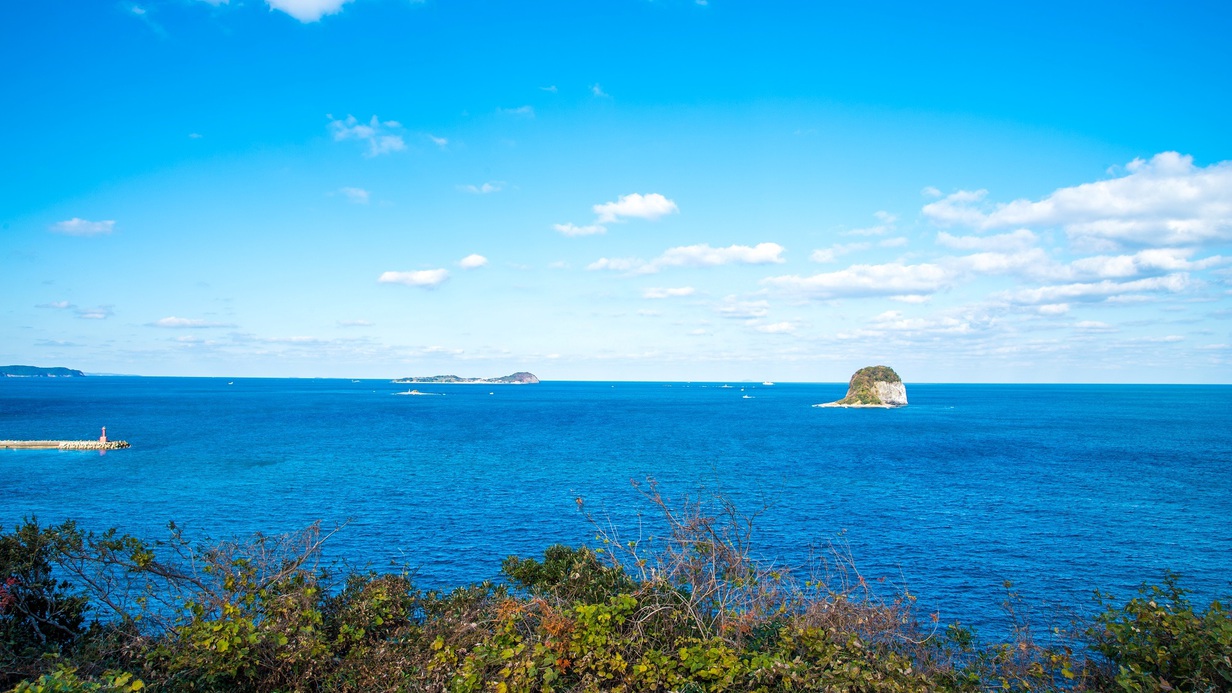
2,377,1230,635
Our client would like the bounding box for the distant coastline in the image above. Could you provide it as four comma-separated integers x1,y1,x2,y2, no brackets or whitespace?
1,365,86,378
392,371,539,385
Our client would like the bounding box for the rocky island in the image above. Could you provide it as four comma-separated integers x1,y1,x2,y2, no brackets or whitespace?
816,365,907,408
392,371,540,384
1,365,86,377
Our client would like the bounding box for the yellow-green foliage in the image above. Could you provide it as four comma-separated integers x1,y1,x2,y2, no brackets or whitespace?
836,365,902,405
4,512,1231,692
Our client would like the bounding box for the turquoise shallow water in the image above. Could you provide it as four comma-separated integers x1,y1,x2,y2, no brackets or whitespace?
2,378,1230,634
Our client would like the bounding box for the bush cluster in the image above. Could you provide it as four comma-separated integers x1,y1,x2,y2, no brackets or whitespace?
2,485,1229,692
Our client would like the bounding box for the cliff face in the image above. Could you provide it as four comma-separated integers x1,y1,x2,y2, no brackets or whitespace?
820,365,907,407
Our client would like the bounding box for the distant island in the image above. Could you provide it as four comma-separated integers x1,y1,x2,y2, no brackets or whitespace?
1,365,86,378
392,371,540,384
816,365,907,408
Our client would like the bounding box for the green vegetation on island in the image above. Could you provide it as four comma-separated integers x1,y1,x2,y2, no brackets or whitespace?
392,372,540,384
0,366,86,378
3,484,1229,692
825,365,907,407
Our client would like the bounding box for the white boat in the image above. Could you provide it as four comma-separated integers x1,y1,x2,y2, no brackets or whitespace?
762,381,774,386
394,389,443,396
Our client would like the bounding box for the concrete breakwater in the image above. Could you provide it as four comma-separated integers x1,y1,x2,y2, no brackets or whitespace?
0,440,131,450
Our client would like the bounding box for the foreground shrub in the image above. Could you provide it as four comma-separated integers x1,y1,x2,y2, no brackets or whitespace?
2,483,1229,691
1090,572,1232,691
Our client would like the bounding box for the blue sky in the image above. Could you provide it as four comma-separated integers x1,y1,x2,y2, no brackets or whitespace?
3,0,1230,382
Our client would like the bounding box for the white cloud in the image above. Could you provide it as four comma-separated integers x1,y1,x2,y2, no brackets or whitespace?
267,0,352,22
338,186,369,204
1037,303,1070,315
50,218,114,236
76,306,114,320
497,105,535,117
810,242,869,263
937,229,1038,251
540,85,558,93
922,152,1232,247
763,262,952,299
654,242,785,269
188,132,203,139
921,189,991,227
555,222,607,237
427,134,448,148
950,248,1054,277
37,300,75,309
378,268,450,288
149,316,233,328
921,186,943,198
755,321,796,334
1000,273,1191,305
337,319,373,327
844,210,899,237
327,114,405,157
593,193,679,223
590,243,784,275
592,83,609,97
643,286,695,299
879,236,909,248
717,297,770,319
460,181,504,194
458,254,488,269
587,257,647,273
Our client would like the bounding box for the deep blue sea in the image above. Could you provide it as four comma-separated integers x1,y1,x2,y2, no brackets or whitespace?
2,378,1230,635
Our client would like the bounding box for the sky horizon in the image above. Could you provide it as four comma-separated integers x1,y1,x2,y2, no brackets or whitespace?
3,1,1231,384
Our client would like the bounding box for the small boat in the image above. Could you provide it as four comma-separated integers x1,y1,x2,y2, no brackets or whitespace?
762,381,774,386
394,389,443,396
227,382,234,385
742,395,754,399
719,384,733,389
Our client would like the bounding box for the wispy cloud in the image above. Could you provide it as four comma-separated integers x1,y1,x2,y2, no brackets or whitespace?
426,133,448,149
755,321,796,334
459,181,504,194
810,242,870,263
554,223,607,237
75,306,114,320
591,83,609,98
337,319,373,327
590,243,785,275
36,300,75,310
148,316,235,328
327,114,405,157
716,297,770,319
764,262,952,299
497,105,535,118
844,210,898,237
378,268,450,288
643,286,695,299
338,186,369,204
267,0,353,23
50,218,114,236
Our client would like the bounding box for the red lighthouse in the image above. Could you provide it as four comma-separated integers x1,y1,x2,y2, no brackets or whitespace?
99,426,107,443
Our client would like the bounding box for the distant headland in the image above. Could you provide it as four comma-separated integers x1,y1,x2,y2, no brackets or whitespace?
1,365,86,378
816,365,907,408
392,371,540,385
